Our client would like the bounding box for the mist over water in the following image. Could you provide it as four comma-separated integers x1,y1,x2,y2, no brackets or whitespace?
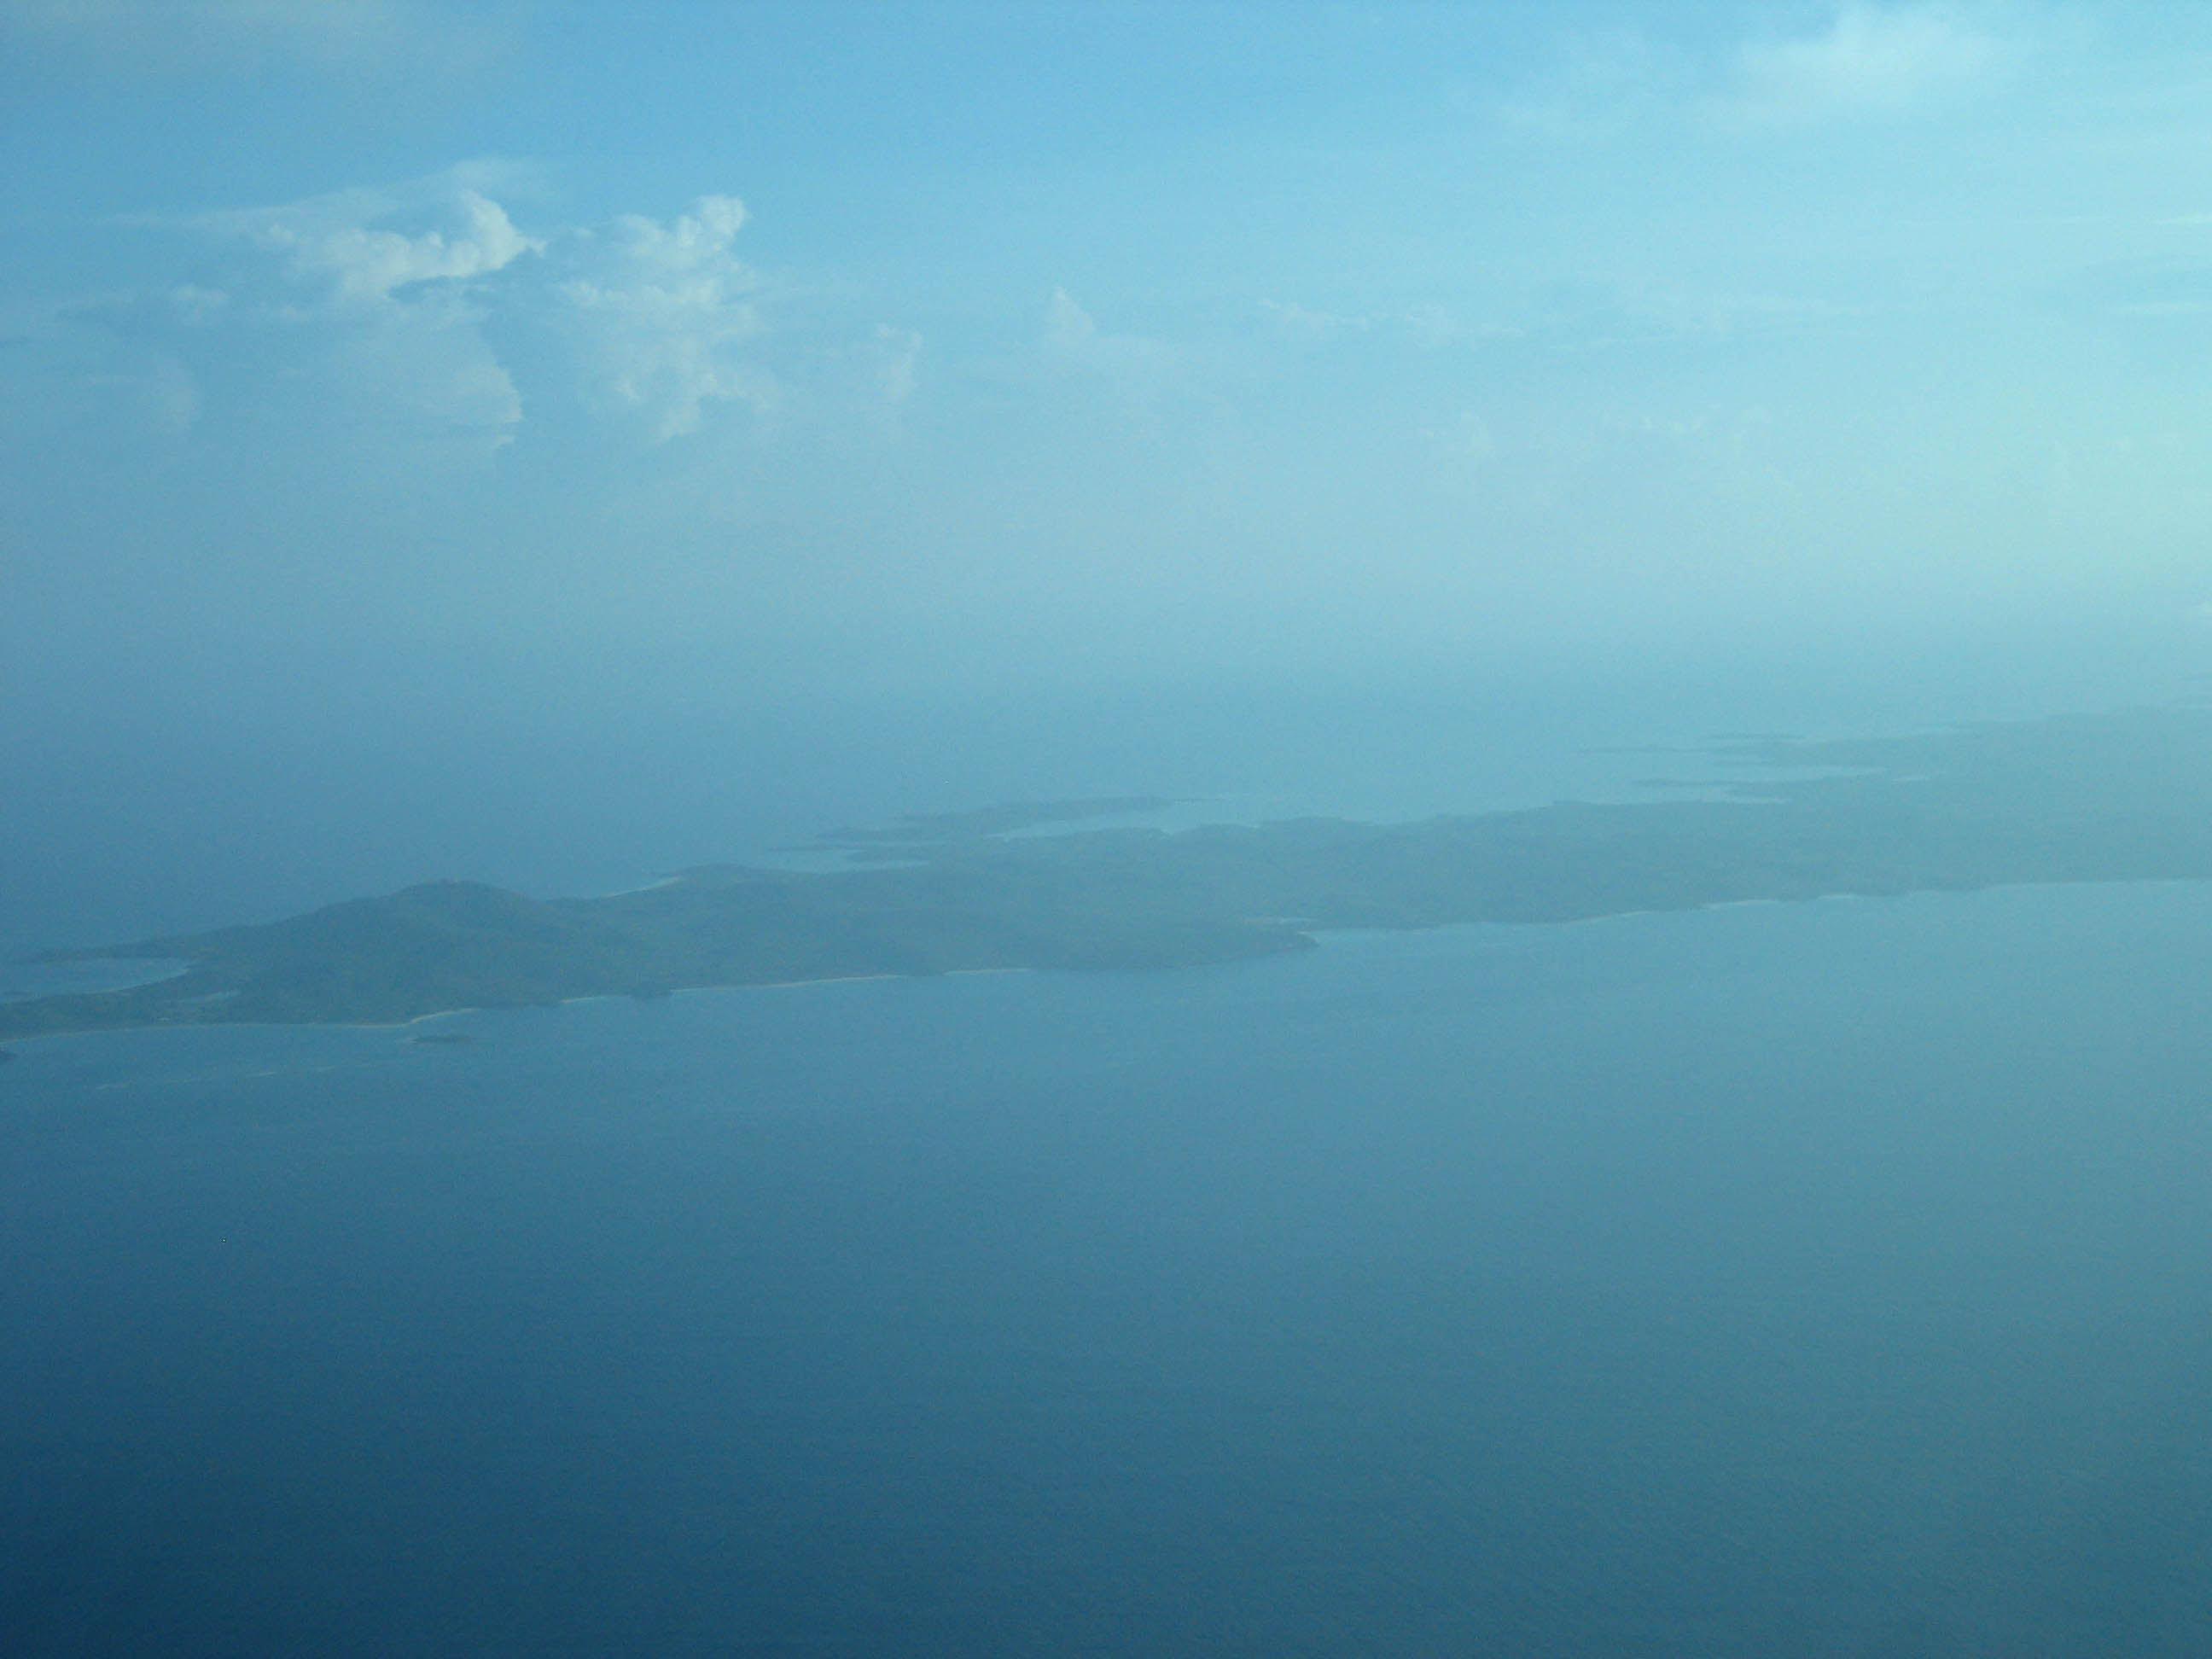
7,620,2204,954
14,6,2212,1650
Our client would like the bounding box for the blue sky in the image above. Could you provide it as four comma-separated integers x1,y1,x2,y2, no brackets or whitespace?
9,0,2212,729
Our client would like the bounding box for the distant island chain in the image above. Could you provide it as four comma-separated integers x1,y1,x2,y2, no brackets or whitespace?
9,707,2212,1039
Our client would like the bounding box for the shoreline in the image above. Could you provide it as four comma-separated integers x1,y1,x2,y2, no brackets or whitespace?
9,872,2212,1051
0,966,1047,1050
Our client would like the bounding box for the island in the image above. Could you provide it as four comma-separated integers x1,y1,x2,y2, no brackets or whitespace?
9,704,2212,1039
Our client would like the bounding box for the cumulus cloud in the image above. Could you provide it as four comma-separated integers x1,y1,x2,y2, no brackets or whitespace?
159,168,538,442
275,189,535,303
516,195,771,440
104,171,784,451
193,172,540,306
1720,4,2017,128
0,166,801,476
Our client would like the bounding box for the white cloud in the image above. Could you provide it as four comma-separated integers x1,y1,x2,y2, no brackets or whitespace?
136,174,780,447
217,183,539,306
163,168,538,443
16,163,994,493
527,195,771,440
1720,4,2017,128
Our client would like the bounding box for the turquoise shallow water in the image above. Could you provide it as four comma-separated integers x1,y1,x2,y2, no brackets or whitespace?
6,882,2212,1656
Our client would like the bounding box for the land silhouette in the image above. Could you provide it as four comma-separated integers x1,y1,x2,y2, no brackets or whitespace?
9,707,2212,1038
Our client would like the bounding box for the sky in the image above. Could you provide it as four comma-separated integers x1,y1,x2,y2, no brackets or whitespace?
9,1,2212,928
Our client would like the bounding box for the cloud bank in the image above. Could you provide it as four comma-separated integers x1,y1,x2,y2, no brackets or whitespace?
67,170,790,456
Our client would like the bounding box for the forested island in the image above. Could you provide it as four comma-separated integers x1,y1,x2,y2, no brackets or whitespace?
9,705,2212,1039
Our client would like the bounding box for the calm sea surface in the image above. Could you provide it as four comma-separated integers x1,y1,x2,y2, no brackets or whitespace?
6,881,2212,1656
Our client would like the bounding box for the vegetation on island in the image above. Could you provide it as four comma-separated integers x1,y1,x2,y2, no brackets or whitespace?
9,705,2212,1039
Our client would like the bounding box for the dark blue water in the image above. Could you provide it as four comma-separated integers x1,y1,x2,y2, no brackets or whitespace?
7,882,2212,1656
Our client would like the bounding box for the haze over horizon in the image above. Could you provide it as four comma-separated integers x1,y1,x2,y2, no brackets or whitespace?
10,1,2212,939
18,15,2212,1656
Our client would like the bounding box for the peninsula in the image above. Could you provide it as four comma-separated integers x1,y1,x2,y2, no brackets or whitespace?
9,706,2212,1039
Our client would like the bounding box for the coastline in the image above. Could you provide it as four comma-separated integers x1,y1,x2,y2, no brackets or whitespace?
9,876,2212,1051
0,966,1046,1050
15,705,2212,1046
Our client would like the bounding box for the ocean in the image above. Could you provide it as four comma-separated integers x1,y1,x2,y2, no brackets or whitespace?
7,878,2211,1656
